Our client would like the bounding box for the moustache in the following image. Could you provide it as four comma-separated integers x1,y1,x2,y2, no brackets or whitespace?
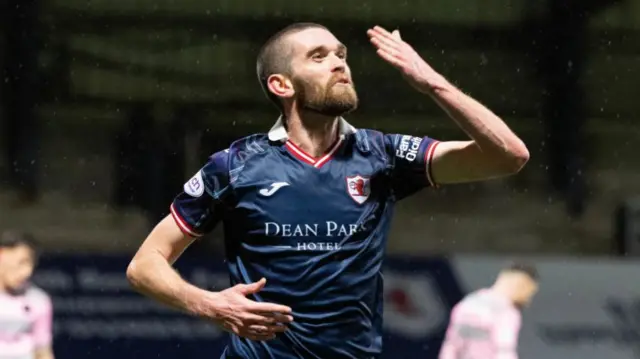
328,75,351,87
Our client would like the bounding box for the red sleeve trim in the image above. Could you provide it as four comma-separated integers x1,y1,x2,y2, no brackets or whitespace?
170,203,202,238
425,140,440,188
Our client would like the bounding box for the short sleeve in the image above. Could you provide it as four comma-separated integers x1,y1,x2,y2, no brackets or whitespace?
33,295,53,348
384,134,440,199
170,150,232,237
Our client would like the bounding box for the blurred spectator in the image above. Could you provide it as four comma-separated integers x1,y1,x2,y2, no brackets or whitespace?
0,231,54,359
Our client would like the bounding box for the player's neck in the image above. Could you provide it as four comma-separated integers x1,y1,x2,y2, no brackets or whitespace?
285,111,340,158
491,280,518,303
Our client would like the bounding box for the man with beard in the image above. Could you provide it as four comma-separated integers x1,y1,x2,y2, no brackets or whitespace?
439,262,540,359
127,23,530,359
0,232,54,359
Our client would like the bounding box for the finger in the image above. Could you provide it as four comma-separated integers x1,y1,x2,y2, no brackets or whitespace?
370,38,408,68
221,321,279,340
368,29,402,50
260,312,294,324
392,29,402,40
235,277,267,296
372,25,392,37
221,322,238,334
249,302,293,315
369,37,400,58
241,312,278,325
376,48,407,69
268,324,289,333
242,311,293,326
244,326,278,341
367,28,399,46
366,28,381,39
247,324,270,333
248,324,288,334
243,312,293,326
369,36,402,57
373,26,401,43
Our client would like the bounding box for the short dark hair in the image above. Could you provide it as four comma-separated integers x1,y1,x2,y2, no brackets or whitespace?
256,22,328,113
0,231,38,255
504,260,539,281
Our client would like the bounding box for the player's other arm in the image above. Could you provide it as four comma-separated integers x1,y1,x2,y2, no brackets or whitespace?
492,310,521,359
368,27,529,185
126,151,292,340
438,327,460,359
126,215,207,313
33,295,54,359
127,151,227,314
34,347,54,359
438,304,462,359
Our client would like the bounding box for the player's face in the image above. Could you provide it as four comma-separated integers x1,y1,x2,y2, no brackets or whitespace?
0,244,35,292
513,277,539,309
287,28,358,117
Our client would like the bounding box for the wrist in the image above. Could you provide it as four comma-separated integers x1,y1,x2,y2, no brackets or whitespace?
181,284,218,316
419,73,450,95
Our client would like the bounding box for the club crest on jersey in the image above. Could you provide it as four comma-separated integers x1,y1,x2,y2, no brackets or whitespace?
184,170,204,197
346,175,371,205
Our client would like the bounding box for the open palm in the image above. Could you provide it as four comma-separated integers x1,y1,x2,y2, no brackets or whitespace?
367,26,439,93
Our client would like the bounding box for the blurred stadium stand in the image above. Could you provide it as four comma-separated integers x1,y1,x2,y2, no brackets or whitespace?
1,0,639,255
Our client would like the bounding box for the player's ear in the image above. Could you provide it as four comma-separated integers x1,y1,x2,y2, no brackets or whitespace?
267,74,295,100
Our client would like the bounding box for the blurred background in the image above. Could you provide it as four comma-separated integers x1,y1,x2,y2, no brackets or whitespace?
1,0,640,358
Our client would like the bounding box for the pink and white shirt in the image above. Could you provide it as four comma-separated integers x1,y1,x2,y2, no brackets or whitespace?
0,285,52,359
439,289,521,359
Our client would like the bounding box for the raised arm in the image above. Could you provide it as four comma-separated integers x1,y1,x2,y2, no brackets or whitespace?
424,81,529,184
368,26,529,185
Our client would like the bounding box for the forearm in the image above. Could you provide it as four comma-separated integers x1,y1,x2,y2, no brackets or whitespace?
127,252,210,316
426,75,527,159
35,347,54,359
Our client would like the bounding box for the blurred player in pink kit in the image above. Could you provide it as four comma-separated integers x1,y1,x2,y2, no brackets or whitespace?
439,262,539,359
0,232,54,359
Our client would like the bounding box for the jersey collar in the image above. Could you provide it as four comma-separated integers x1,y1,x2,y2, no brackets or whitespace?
267,116,357,142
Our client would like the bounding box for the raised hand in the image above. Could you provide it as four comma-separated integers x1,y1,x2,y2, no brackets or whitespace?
205,278,293,341
367,26,442,93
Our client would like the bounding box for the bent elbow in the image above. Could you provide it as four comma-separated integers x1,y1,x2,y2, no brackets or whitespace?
505,142,530,173
126,259,143,291
494,141,529,175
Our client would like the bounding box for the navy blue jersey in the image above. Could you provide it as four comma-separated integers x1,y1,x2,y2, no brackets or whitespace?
171,118,439,359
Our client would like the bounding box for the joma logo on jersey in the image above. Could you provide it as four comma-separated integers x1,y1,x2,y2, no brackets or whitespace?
265,221,365,237
395,135,422,162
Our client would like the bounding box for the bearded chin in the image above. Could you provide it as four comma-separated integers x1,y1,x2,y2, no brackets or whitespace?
304,99,357,117
300,85,359,117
